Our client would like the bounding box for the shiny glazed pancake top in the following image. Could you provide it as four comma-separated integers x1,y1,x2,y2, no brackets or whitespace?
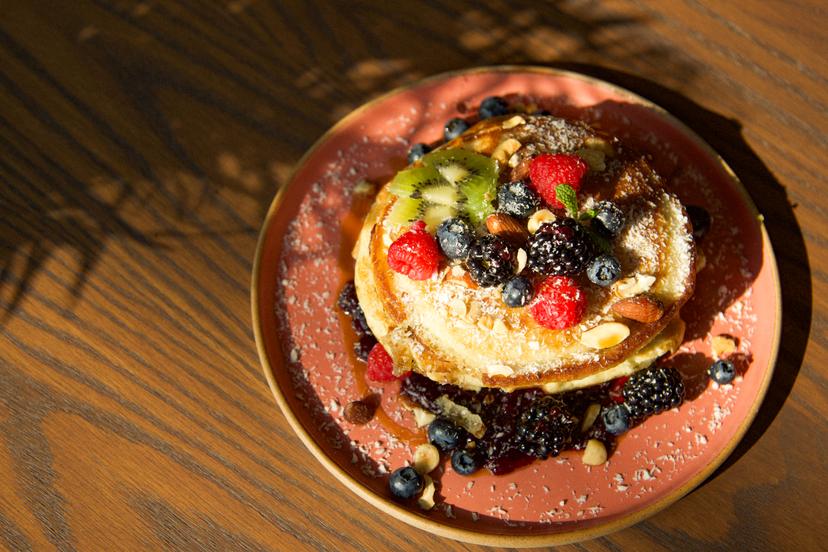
354,114,695,391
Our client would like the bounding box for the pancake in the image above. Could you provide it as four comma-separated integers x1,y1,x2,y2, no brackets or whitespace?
354,114,695,391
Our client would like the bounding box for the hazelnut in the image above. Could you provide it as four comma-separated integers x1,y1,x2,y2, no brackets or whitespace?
581,439,608,466
343,399,375,424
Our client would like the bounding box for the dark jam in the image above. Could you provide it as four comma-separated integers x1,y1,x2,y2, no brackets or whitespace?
401,373,617,475
339,279,628,474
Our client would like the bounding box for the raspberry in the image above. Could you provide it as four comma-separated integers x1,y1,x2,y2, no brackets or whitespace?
529,276,587,329
529,153,588,209
366,343,396,382
387,221,440,280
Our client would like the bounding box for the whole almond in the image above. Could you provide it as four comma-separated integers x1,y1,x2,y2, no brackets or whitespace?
511,156,532,180
611,294,664,323
486,213,529,242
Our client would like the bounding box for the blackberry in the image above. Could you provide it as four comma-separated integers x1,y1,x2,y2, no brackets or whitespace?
407,142,431,164
497,180,540,218
527,218,596,276
592,201,625,238
337,281,373,337
622,365,685,421
686,205,711,240
479,96,509,119
337,281,360,317
444,117,470,141
354,334,377,362
516,396,579,459
465,235,516,287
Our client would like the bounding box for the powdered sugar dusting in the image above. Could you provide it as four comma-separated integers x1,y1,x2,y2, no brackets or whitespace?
264,75,775,528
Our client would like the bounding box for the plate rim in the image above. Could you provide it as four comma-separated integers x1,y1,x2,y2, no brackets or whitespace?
251,65,782,547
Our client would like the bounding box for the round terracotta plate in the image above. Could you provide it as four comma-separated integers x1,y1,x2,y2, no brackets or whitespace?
251,67,780,546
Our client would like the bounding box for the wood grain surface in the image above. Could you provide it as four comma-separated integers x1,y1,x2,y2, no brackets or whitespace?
0,1,825,550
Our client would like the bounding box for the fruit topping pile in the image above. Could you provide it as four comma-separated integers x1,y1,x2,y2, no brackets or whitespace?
387,97,636,331
334,96,735,507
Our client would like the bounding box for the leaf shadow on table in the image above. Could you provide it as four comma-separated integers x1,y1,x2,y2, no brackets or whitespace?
555,64,811,479
0,0,699,327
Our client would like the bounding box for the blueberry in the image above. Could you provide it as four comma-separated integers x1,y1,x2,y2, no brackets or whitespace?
427,417,465,451
602,404,631,435
497,180,540,218
592,201,625,238
708,359,736,384
388,466,423,499
444,118,470,141
479,96,509,119
587,254,622,287
686,205,711,240
451,448,481,475
436,217,474,260
502,276,533,307
407,142,431,164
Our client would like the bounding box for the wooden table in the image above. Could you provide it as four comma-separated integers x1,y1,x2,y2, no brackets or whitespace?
1,2,824,550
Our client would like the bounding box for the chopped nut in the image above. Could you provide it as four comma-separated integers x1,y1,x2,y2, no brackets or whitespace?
580,322,630,349
516,248,528,273
492,318,508,334
468,133,498,154
501,115,526,129
449,297,467,317
507,152,521,168
467,302,481,321
584,136,615,156
435,395,486,438
353,179,376,197
413,444,440,474
575,148,606,171
486,213,529,242
696,248,707,272
343,399,375,424
613,273,656,298
581,403,601,432
712,335,738,359
491,138,522,164
611,294,665,323
485,363,513,376
582,439,608,466
412,407,437,428
418,474,436,510
528,209,556,233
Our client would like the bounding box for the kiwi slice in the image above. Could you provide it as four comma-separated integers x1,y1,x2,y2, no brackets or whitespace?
422,150,498,227
388,166,441,197
387,148,498,229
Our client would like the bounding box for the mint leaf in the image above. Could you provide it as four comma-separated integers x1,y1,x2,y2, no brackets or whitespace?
554,184,578,217
585,226,612,255
579,209,596,221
